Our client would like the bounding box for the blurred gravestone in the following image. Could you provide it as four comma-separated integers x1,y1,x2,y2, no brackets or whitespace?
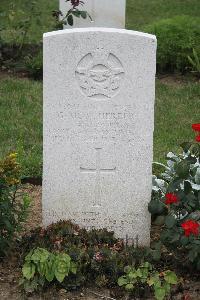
60,0,126,28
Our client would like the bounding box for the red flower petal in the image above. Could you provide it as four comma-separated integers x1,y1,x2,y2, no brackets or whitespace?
192,123,200,132
165,193,179,204
181,220,200,237
195,134,200,142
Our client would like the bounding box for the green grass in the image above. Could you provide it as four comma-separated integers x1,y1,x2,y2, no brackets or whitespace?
0,1,200,177
0,76,199,177
126,0,200,30
0,76,42,177
1,0,200,44
155,80,200,162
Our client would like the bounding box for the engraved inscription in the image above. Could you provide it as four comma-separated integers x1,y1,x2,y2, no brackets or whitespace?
80,148,116,207
76,48,124,99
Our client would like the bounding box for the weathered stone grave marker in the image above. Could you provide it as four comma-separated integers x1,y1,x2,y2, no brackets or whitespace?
60,0,126,28
80,147,117,207
43,28,157,246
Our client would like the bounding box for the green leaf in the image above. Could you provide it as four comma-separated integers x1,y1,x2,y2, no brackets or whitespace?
184,181,192,194
165,215,176,229
22,262,35,280
37,262,46,276
128,271,137,280
80,11,87,19
54,253,71,283
72,10,81,18
45,257,55,282
164,271,178,284
70,261,77,274
55,270,66,283
118,276,129,286
67,14,73,26
163,282,171,294
25,250,34,262
125,283,134,291
175,160,190,179
31,248,49,263
180,142,192,153
195,168,200,185
148,199,166,215
180,236,189,246
148,273,160,287
154,287,166,300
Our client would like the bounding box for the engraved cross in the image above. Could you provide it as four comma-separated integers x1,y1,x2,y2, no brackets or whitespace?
80,148,116,207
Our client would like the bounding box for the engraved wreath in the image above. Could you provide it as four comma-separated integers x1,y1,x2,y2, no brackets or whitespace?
76,49,124,100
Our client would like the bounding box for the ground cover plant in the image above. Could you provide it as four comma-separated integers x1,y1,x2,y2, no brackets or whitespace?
0,153,30,257
118,263,178,300
0,76,42,178
149,126,200,269
18,220,181,300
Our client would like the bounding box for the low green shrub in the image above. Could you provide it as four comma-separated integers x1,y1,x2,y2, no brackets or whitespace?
21,248,76,292
149,124,200,269
20,220,156,291
144,15,200,73
0,153,31,257
188,49,200,78
25,50,43,80
118,262,178,300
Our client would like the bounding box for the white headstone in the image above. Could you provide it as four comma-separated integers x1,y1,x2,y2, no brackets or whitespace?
43,28,157,246
60,0,126,29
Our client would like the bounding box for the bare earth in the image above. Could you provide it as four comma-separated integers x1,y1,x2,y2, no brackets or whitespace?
0,185,199,300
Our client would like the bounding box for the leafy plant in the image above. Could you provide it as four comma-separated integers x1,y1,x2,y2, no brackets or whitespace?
149,125,200,269
118,262,178,300
21,247,76,292
1,1,41,54
0,153,31,257
25,50,43,80
144,15,200,73
188,49,200,78
53,0,91,29
20,220,155,291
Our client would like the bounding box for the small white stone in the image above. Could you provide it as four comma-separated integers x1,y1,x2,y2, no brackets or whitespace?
60,0,126,29
43,28,157,246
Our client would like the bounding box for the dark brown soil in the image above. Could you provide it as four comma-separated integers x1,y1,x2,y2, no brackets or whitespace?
157,73,200,86
0,185,199,300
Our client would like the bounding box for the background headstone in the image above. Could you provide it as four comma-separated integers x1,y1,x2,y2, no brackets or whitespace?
43,28,157,246
60,0,126,29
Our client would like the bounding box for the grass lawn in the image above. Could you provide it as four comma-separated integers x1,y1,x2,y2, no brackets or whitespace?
126,0,200,30
0,76,199,177
0,76,43,177
0,0,200,177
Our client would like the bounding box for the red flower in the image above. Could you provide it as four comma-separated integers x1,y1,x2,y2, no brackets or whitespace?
195,134,200,142
165,193,179,205
192,123,200,132
181,220,200,237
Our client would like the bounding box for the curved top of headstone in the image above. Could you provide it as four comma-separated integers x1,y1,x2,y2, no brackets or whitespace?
43,27,156,42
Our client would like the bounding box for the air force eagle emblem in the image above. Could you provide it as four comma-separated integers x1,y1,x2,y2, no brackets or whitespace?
76,49,124,100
